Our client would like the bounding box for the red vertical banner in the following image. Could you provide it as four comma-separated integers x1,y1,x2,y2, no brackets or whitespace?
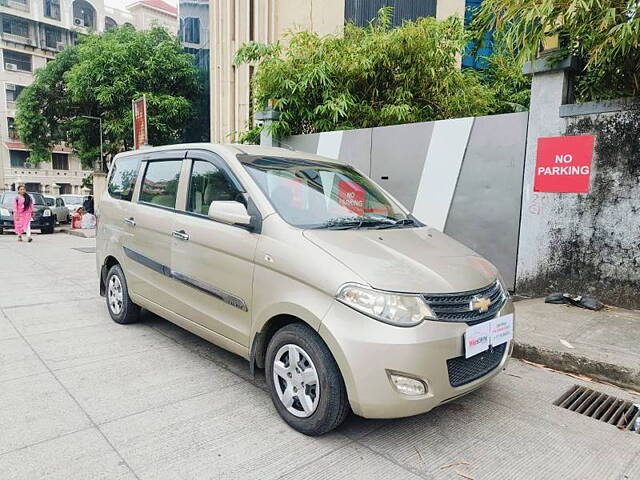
132,96,148,150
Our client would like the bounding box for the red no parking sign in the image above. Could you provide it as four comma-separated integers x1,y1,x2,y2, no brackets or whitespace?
534,135,595,193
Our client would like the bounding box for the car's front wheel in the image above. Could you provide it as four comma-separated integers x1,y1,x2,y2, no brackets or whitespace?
41,226,54,234
265,323,349,436
105,264,140,324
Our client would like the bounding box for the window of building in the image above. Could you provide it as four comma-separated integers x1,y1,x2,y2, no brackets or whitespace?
3,50,32,72
105,16,117,30
6,83,25,103
187,160,240,215
7,117,18,140
2,16,29,38
108,156,140,201
183,17,200,44
44,26,62,49
344,0,437,28
139,160,182,208
44,0,61,20
52,152,69,170
10,150,29,167
72,0,96,29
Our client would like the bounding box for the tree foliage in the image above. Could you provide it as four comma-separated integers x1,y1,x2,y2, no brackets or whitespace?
16,26,200,166
471,0,640,102
235,9,500,139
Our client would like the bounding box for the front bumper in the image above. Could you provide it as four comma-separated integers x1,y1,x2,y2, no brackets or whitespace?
319,299,514,418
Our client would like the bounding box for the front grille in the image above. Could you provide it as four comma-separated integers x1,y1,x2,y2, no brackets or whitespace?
423,280,507,325
446,343,506,387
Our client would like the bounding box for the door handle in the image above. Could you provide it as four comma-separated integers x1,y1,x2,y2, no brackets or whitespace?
171,230,189,241
123,217,136,227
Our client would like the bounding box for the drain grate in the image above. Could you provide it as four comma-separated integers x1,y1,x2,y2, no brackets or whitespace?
554,385,640,433
72,247,96,253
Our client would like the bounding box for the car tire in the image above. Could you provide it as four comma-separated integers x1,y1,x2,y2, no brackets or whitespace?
105,264,140,324
265,323,350,436
42,226,54,234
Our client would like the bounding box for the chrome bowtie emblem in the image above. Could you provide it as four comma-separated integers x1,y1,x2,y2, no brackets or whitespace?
470,296,492,313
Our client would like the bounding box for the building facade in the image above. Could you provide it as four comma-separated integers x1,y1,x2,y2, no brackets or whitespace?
209,0,466,143
178,0,210,142
0,0,177,194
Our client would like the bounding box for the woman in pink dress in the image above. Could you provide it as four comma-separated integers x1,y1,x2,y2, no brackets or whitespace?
13,185,33,242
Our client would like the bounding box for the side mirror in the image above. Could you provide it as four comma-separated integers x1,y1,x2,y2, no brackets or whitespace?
208,200,252,228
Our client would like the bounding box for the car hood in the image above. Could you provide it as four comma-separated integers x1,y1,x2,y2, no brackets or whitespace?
302,226,497,294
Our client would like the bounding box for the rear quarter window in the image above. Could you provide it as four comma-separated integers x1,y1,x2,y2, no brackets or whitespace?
108,156,141,201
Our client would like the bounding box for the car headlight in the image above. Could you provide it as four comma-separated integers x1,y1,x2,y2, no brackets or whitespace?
43,209,51,217
0,207,9,216
336,283,436,327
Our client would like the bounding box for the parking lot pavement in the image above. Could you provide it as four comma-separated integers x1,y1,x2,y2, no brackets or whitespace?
1,232,639,480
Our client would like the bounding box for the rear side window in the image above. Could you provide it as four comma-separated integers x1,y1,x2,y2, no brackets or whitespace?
139,160,182,209
108,156,141,201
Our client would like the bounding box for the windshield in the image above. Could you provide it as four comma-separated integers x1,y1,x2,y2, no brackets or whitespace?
44,197,55,206
61,195,84,204
239,155,413,229
3,192,45,205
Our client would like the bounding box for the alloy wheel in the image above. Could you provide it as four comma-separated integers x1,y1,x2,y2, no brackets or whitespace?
272,344,320,418
108,275,124,315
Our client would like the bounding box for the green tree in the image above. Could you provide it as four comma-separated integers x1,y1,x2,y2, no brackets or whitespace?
16,26,200,166
471,0,640,102
235,9,496,139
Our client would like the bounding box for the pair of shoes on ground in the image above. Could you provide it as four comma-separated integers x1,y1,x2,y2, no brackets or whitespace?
17,236,32,243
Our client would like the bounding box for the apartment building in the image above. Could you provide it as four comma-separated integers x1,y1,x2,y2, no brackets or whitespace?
0,0,177,194
209,0,466,143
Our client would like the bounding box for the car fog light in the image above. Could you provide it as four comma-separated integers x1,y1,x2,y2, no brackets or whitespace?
389,373,427,396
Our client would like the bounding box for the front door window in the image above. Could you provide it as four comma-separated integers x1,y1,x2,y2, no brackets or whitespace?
187,160,241,215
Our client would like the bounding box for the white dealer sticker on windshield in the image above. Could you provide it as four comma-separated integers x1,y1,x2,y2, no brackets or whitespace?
464,314,513,359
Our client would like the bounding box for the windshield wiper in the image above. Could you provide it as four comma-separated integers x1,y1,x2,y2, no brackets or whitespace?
370,218,417,229
317,217,395,230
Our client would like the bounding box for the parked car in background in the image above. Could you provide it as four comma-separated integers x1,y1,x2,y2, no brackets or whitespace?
60,194,87,213
97,144,515,436
0,191,55,234
44,195,71,224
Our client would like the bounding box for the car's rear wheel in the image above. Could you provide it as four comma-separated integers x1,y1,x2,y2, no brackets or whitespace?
265,323,349,436
106,264,140,324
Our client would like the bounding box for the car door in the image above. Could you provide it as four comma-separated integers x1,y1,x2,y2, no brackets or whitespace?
124,152,187,308
170,150,259,347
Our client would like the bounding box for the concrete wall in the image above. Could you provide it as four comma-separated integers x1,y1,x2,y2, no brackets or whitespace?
517,88,640,308
284,111,528,290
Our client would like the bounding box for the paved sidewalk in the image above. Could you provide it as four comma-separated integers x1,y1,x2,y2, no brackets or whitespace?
514,298,640,391
1,233,639,479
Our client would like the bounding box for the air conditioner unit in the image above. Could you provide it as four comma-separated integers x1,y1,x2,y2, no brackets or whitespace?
24,162,33,169
73,18,84,27
5,63,18,71
6,83,16,91
56,42,64,50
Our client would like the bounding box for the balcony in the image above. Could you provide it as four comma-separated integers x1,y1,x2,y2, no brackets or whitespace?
1,32,34,46
0,0,30,12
